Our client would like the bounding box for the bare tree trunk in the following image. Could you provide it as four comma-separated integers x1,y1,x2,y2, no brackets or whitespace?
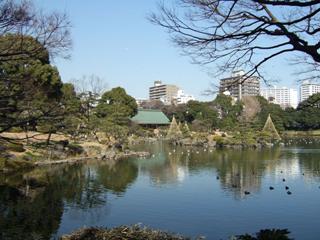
46,132,52,146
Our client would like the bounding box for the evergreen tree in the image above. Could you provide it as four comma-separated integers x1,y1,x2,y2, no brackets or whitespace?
262,114,281,140
167,116,182,139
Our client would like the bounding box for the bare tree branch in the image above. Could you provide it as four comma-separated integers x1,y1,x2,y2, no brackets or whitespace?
149,0,320,81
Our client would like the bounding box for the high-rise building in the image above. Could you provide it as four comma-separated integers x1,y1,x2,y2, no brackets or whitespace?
219,70,260,100
149,81,179,105
260,86,298,109
300,81,320,102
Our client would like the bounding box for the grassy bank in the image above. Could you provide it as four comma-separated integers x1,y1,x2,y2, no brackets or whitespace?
60,225,292,240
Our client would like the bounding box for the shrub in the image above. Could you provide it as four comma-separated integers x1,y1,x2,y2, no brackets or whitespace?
6,142,25,152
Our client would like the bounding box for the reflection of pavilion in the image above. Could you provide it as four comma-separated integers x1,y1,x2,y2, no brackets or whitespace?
137,149,189,186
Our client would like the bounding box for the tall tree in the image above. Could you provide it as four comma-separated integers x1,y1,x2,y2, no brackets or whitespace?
0,35,64,135
95,87,137,141
96,87,137,121
150,1,320,80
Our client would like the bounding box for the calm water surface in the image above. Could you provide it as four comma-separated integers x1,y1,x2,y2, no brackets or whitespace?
1,140,320,240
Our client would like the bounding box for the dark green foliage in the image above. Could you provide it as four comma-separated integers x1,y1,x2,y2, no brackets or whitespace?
6,142,25,152
237,229,292,240
254,96,285,132
96,87,137,119
0,34,64,134
285,93,320,130
95,87,137,141
213,94,242,130
162,104,189,122
66,144,84,156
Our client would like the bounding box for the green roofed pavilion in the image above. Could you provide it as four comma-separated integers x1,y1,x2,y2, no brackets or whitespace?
131,109,170,126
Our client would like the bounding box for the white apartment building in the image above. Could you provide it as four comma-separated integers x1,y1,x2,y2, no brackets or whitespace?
149,81,195,105
300,81,320,102
260,86,298,109
175,89,195,104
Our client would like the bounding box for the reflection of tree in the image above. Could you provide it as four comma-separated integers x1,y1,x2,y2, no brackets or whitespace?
0,161,117,239
298,151,320,179
57,164,107,210
192,148,281,199
0,184,63,240
96,160,138,195
137,142,285,199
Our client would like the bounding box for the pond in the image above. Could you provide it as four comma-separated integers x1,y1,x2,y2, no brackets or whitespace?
1,140,320,240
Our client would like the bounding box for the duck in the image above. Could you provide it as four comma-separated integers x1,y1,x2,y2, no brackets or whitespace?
244,191,250,195
216,176,220,180
269,186,274,190
285,186,289,190
282,178,286,182
287,191,292,195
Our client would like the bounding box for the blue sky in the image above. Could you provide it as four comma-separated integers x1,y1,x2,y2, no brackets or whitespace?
34,0,299,100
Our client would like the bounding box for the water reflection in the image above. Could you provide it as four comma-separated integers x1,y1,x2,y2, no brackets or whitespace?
134,144,286,199
0,141,319,239
0,160,138,240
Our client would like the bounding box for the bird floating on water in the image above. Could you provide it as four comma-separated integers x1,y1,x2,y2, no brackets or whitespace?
269,186,274,190
287,191,292,195
285,186,289,190
244,191,250,195
282,178,286,182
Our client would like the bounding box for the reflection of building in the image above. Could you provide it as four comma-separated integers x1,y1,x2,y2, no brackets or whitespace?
260,86,298,109
220,70,260,100
149,81,179,105
300,80,320,102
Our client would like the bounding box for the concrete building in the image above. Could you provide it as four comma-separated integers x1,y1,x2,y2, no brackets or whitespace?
149,81,179,105
219,70,260,100
260,86,298,109
300,81,320,102
174,89,195,104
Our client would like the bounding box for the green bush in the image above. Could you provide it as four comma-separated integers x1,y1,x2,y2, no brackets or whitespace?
4,159,34,170
9,127,24,133
67,143,84,155
22,152,42,162
0,157,5,169
6,142,25,152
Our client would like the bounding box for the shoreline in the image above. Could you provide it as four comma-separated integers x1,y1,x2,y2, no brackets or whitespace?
1,150,150,173
34,150,150,166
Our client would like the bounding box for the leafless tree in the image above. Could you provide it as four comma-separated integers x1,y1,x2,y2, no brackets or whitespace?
0,0,71,61
149,0,320,82
71,74,108,96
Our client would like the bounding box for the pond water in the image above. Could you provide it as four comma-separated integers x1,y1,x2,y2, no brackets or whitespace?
1,140,320,240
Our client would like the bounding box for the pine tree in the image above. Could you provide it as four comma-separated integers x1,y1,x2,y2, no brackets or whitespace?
181,122,191,137
262,114,281,140
167,116,182,139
